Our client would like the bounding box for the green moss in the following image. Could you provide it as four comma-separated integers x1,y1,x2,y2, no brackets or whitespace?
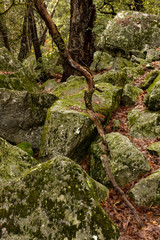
0,156,119,239
16,142,34,156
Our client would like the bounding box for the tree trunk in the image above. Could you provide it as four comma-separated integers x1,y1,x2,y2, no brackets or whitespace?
0,18,11,51
133,0,144,11
18,11,32,62
62,0,96,81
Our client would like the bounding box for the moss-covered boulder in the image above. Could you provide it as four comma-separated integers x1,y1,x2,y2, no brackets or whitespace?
144,75,160,110
94,69,128,87
146,48,160,61
0,137,38,186
147,142,160,157
39,82,122,162
40,79,58,92
0,88,58,148
127,109,160,138
112,57,135,70
98,11,160,56
121,84,142,106
129,169,160,206
90,51,113,72
0,156,120,239
141,70,160,90
52,75,87,99
90,132,150,187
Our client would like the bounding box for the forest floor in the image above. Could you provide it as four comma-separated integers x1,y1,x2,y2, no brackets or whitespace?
98,62,160,240
80,62,160,239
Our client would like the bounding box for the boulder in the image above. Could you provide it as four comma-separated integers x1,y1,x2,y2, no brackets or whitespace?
144,74,160,110
52,75,87,99
147,142,160,157
0,156,120,239
94,69,128,87
146,48,160,61
141,70,160,90
121,84,142,106
129,169,160,206
90,51,113,72
98,11,160,56
0,137,38,186
90,132,150,187
127,109,160,138
0,88,58,148
112,57,135,70
40,79,58,92
39,82,122,162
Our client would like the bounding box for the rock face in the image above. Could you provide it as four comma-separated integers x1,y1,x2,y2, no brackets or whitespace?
129,169,160,206
90,132,150,187
147,142,160,157
99,11,160,55
39,81,122,162
0,156,120,240
141,70,160,90
0,88,58,148
144,74,160,110
0,137,38,186
94,69,128,87
127,109,160,138
121,84,142,106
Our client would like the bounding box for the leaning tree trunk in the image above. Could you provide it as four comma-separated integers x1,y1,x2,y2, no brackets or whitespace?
62,0,96,81
0,17,11,51
34,0,144,228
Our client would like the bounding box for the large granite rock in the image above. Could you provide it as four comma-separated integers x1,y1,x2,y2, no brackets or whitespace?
0,88,58,148
129,169,160,206
147,142,160,157
94,69,128,87
141,70,160,90
98,11,160,56
90,51,113,72
121,84,142,106
39,81,122,162
0,137,38,186
127,109,160,138
90,132,150,187
0,156,120,239
144,74,160,110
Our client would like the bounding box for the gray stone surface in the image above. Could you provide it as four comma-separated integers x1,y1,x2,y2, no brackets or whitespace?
127,109,160,138
98,11,160,56
122,84,142,106
129,169,160,206
141,70,160,90
90,132,150,187
0,137,38,186
0,88,58,148
0,156,120,240
39,82,122,162
144,74,160,110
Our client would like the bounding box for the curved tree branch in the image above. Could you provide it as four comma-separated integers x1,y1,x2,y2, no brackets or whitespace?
34,0,144,228
0,0,15,15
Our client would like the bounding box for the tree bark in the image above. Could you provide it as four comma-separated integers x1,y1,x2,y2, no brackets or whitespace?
18,11,32,62
0,18,11,51
62,0,96,81
133,0,144,11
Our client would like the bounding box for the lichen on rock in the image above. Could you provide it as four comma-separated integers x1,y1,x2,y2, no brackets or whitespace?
0,156,120,240
90,132,150,187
